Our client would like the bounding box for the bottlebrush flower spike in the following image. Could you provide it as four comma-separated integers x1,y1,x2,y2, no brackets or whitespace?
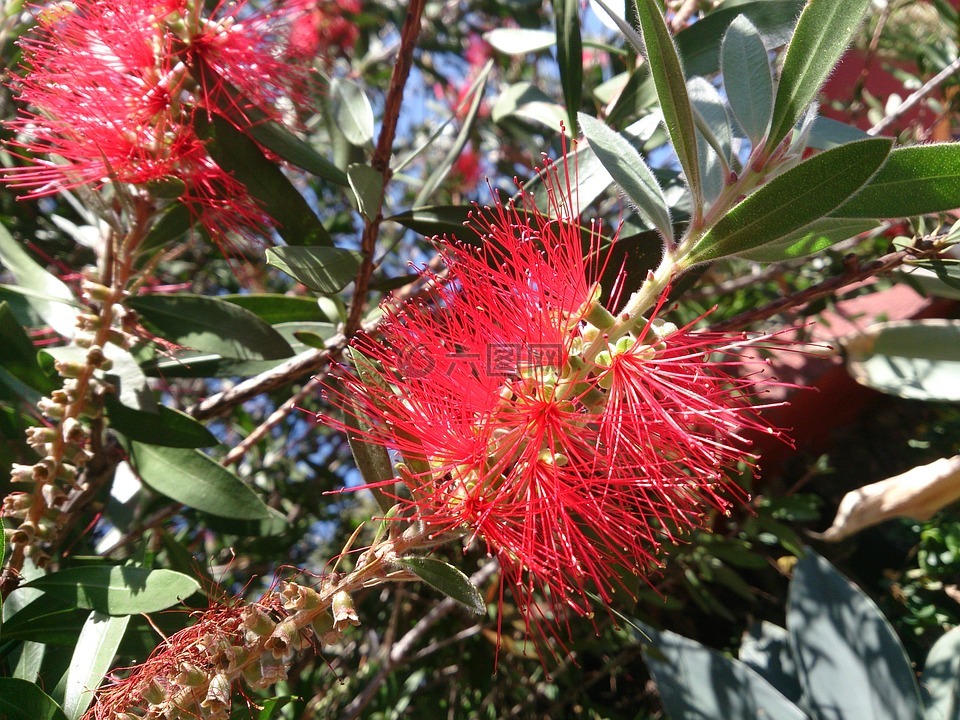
1,0,306,245
320,155,790,644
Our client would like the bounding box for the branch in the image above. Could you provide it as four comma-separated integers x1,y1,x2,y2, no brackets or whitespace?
186,338,342,421
869,55,960,136
707,242,944,332
344,0,427,337
342,559,499,720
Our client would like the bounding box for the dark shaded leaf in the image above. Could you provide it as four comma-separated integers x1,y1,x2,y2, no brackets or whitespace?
25,566,199,615
688,138,892,263
553,0,583,133
104,395,218,448
197,113,333,246
265,245,362,294
220,294,331,324
396,557,485,614
788,550,923,720
0,678,68,720
128,442,273,520
128,293,294,360
634,619,808,720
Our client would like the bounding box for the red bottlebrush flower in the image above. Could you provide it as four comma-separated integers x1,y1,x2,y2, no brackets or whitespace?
320,156,789,645
1,0,307,245
286,0,360,63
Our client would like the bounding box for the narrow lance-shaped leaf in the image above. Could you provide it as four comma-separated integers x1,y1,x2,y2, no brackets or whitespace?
553,0,583,134
127,293,294,360
788,550,923,720
415,60,493,206
331,77,375,147
687,137,892,264
834,143,960,218
766,0,872,150
192,58,348,185
196,113,333,246
0,223,79,338
721,14,774,143
633,619,808,720
128,442,274,520
0,679,69,720
579,113,673,243
631,0,702,206
265,246,363,294
736,218,879,263
24,566,199,615
61,613,130,720
688,77,732,162
348,163,386,222
396,557,486,614
842,319,960,402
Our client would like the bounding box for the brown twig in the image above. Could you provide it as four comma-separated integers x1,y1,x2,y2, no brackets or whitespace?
344,0,427,337
869,55,960,136
708,243,945,332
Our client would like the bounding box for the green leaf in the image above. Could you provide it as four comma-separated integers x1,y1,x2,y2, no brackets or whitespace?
633,0,702,204
688,138,892,264
842,319,960,401
634,619,808,720
128,442,273,520
676,0,806,78
196,113,333,246
127,293,294,360
414,61,493,206
25,566,198,616
1,595,88,646
0,224,78,337
921,626,960,720
578,113,673,242
396,557,485,615
331,78,374,147
739,621,803,704
721,14,774,143
388,205,479,242
11,641,45,682
766,0,872,149
221,294,331,324
140,202,192,255
834,144,960,219
788,550,923,720
483,28,556,54
104,395,217,448
348,163,385,221
491,82,569,132
553,0,583,133
688,76,732,163
0,301,55,393
192,58,348,185
344,349,397,514
736,218,879,262
0,679,68,720
807,116,870,150
265,246,362,294
61,613,129,720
